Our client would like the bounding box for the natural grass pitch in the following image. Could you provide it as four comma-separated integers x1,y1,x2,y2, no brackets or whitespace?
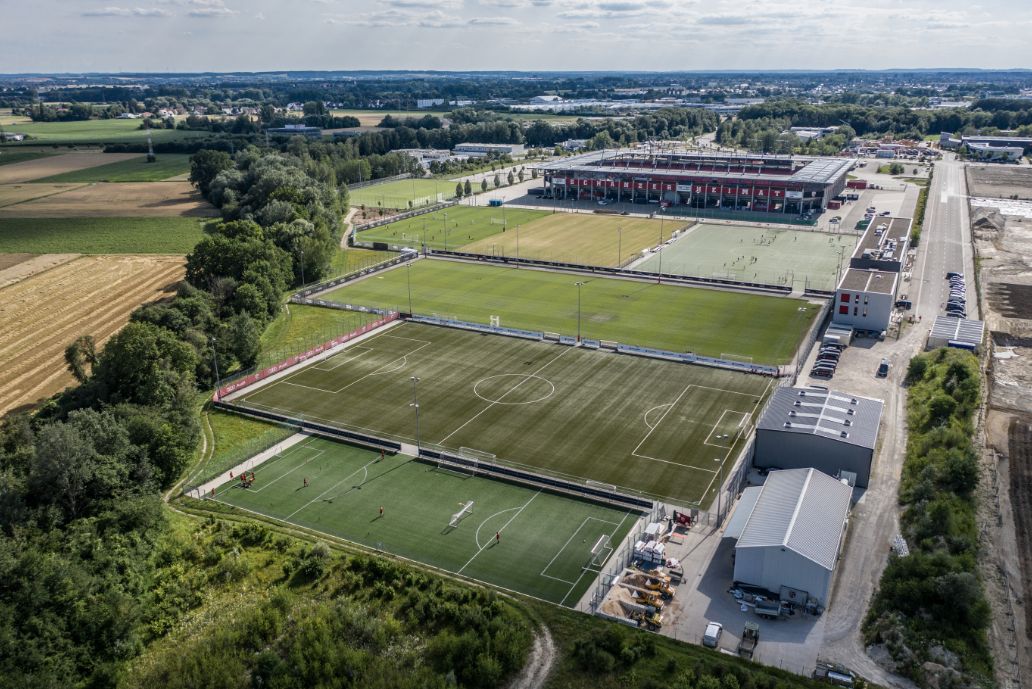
356,205,549,251
634,223,856,291
460,212,681,267
320,259,815,365
211,436,639,605
349,178,453,210
229,322,773,505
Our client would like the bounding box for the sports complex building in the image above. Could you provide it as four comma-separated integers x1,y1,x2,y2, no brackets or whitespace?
537,151,855,217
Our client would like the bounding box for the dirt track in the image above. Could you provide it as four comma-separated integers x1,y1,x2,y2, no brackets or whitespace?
0,152,137,184
0,254,185,414
0,182,217,217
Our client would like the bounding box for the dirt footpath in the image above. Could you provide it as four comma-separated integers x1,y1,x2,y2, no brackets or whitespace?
0,152,137,184
0,182,217,217
0,254,185,414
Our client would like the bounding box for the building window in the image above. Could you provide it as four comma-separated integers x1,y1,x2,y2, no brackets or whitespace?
840,293,850,302
853,306,858,316
863,296,869,305
863,309,868,317
839,305,849,315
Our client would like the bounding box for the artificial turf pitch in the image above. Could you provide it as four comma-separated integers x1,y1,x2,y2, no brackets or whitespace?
320,258,815,365
229,322,773,505
212,436,639,605
349,178,452,210
356,205,549,251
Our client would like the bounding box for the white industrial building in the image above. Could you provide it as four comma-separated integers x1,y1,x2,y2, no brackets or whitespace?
453,143,525,157
833,268,898,332
724,468,852,607
927,316,985,353
753,386,883,487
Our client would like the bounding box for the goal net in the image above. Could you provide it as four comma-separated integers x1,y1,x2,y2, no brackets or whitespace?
586,534,613,570
720,353,754,365
448,500,475,529
489,218,507,226
436,447,494,479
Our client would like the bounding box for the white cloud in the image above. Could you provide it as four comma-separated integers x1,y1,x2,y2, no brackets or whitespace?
82,6,172,16
468,16,520,25
186,0,238,16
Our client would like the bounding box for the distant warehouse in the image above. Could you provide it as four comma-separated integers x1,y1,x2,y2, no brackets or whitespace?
453,143,525,157
753,386,883,488
536,150,854,217
267,124,323,139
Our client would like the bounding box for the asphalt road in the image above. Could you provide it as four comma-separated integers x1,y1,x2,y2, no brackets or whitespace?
818,154,975,686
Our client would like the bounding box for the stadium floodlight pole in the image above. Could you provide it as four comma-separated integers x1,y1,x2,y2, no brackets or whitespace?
617,225,623,268
410,376,421,451
210,337,221,399
657,213,665,284
575,281,585,342
714,457,725,525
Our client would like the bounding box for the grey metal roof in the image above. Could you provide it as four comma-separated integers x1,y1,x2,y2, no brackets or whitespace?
851,217,912,261
735,468,851,571
838,268,897,294
536,150,855,187
757,386,883,450
723,486,762,540
930,316,985,346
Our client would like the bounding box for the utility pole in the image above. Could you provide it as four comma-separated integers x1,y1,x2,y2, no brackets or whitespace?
410,376,421,451
575,281,585,342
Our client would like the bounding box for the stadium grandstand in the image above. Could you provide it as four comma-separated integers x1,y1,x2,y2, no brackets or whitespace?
537,150,855,217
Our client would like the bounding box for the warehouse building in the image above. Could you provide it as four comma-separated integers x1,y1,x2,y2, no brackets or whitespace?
536,151,854,217
753,386,882,487
927,316,985,353
267,124,323,139
453,143,526,157
724,468,851,607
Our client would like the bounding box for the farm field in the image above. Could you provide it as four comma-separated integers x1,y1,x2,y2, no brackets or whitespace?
330,109,450,127
461,212,680,267
1,118,210,145
0,254,184,414
350,178,452,210
320,259,814,364
0,217,207,254
0,183,85,208
356,206,549,250
634,222,856,291
0,181,217,217
0,253,79,290
211,436,639,604
0,150,54,167
32,154,192,183
0,151,138,184
229,322,772,505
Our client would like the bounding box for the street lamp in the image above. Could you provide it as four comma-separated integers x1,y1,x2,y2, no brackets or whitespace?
657,213,665,284
210,336,221,398
410,376,421,451
575,281,585,342
617,225,623,268
515,223,520,268
714,457,725,525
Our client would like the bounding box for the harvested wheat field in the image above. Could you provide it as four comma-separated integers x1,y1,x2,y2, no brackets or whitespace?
0,152,137,184
0,253,79,290
0,254,185,414
0,183,86,208
0,182,217,217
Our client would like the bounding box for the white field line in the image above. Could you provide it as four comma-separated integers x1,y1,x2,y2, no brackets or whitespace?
253,449,324,493
313,346,373,371
281,340,433,395
631,383,693,457
438,347,574,445
187,433,310,499
642,403,672,430
458,491,540,574
557,510,635,607
703,409,751,449
212,443,313,499
285,457,382,520
541,517,594,580
475,506,523,550
271,328,427,389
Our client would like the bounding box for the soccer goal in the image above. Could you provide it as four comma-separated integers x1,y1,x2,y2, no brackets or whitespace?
720,353,754,365
489,218,507,226
585,534,613,570
436,447,493,479
448,500,475,529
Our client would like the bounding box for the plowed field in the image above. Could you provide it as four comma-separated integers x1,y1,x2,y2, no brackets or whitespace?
1009,415,1032,643
0,254,185,414
0,182,216,217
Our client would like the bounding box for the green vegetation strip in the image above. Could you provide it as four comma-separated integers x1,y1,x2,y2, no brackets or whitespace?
910,168,932,247
0,216,207,254
864,348,991,685
0,150,53,166
322,259,813,364
32,154,192,182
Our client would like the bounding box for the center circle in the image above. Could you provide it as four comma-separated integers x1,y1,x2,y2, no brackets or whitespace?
473,374,556,405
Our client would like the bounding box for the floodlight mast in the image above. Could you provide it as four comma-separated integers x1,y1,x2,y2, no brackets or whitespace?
410,376,421,451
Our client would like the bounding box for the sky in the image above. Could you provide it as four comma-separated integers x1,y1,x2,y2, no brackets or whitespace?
4,0,1032,73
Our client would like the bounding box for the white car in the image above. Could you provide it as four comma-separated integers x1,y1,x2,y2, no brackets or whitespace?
703,621,723,648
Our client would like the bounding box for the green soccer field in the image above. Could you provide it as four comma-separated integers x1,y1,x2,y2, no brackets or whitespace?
356,206,549,251
634,223,857,291
229,322,773,505
320,259,814,364
212,436,639,605
350,179,453,210
31,154,192,183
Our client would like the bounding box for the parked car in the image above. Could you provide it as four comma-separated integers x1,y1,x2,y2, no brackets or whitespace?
946,271,963,279
877,359,890,377
703,621,723,648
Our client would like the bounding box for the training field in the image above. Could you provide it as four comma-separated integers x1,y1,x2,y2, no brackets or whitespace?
350,178,453,210
357,206,549,250
634,223,856,291
212,437,638,605
31,154,192,183
461,212,681,267
229,322,772,505
321,259,814,364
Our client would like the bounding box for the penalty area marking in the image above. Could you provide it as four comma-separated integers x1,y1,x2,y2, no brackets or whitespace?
540,515,624,584
703,409,751,449
459,491,540,575
473,374,556,405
